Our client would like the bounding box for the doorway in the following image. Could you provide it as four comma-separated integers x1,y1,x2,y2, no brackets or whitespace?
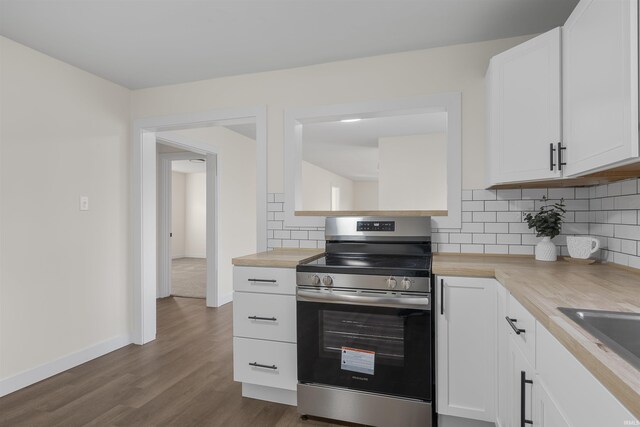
132,107,267,345
156,145,212,302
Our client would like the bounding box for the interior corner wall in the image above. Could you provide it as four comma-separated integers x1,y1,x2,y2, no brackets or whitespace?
171,171,186,258
184,172,206,258
302,161,354,211
130,35,533,193
0,36,131,381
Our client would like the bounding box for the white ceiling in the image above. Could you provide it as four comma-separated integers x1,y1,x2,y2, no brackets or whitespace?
303,112,446,180
0,0,578,89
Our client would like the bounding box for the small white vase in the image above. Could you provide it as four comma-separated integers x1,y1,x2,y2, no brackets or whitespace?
535,236,557,262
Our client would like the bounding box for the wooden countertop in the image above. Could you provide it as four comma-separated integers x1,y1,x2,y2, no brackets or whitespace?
433,254,640,420
232,248,324,268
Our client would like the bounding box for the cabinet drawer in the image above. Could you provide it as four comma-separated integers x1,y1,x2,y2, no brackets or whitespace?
233,337,297,391
233,292,296,342
506,294,536,367
233,266,296,295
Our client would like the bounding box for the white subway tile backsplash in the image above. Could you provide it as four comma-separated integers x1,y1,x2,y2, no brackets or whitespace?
462,201,485,212
575,187,591,199
497,234,521,245
461,244,484,253
473,211,497,222
549,188,575,200
522,189,547,200
614,224,640,240
615,195,640,210
497,211,523,223
484,201,509,211
497,189,522,200
473,234,496,244
509,200,535,212
485,223,509,233
485,245,509,254
264,177,640,269
621,239,637,255
450,233,472,244
461,223,484,233
509,245,534,255
473,189,497,201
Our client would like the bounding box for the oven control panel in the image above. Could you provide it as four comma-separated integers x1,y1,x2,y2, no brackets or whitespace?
356,221,395,232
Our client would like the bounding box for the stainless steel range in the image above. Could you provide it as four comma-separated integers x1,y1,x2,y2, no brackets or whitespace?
296,217,434,427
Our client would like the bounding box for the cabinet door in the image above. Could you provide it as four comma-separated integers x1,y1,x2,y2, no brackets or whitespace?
563,0,639,176
534,378,572,427
487,27,562,186
436,276,496,422
508,337,535,427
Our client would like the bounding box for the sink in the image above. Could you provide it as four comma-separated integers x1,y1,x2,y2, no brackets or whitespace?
558,307,640,370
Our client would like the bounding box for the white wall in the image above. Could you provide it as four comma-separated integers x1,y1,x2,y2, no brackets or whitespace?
378,133,448,210
353,181,379,210
171,171,186,258
158,127,256,299
184,172,206,258
302,161,354,211
0,37,130,381
131,35,532,192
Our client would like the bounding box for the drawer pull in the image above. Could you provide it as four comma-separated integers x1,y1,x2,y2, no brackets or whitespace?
248,316,277,321
248,278,277,284
249,362,277,370
506,316,526,335
520,371,533,427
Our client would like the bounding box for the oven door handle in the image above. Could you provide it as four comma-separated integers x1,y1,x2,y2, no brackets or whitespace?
296,289,430,310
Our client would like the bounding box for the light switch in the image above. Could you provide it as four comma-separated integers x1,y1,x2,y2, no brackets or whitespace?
80,196,89,211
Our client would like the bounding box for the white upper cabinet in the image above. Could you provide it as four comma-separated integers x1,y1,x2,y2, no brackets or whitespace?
486,27,562,186
563,0,639,176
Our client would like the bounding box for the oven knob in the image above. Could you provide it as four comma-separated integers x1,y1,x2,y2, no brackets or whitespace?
387,277,397,289
322,275,333,287
311,274,321,286
401,277,412,290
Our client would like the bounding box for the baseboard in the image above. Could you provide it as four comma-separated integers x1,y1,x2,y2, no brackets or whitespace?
218,292,233,306
172,254,185,259
183,254,206,259
0,334,131,397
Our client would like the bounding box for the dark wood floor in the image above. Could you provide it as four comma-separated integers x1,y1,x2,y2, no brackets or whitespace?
0,297,349,427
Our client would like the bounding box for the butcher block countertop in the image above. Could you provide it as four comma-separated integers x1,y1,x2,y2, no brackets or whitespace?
232,248,324,268
433,254,640,420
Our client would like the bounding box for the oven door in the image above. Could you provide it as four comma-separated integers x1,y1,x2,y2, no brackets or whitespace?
296,288,432,401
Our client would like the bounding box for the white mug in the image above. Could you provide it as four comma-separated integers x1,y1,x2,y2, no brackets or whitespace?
566,236,600,259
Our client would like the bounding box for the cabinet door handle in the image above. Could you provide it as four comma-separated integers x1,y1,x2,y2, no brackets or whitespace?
549,143,556,171
248,316,277,321
520,371,533,427
505,316,526,335
249,362,277,370
248,278,277,284
440,279,444,316
557,142,566,171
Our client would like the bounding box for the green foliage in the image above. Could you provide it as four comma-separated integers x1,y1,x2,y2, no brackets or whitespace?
522,196,566,239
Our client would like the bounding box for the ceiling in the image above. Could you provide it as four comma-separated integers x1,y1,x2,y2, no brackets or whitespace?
0,0,579,89
303,112,446,181
172,159,206,174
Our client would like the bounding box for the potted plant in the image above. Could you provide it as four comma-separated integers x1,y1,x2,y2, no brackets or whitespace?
522,196,566,261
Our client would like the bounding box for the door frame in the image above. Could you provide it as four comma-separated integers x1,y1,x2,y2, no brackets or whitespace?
132,106,267,345
157,149,216,303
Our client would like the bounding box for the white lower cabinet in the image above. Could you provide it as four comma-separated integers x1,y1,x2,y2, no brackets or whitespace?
438,279,637,426
232,265,297,405
436,276,497,422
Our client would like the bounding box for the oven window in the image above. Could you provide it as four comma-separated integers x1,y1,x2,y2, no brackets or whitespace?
321,310,404,366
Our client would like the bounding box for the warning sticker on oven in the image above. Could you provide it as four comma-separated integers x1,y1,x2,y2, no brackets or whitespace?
341,347,375,375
